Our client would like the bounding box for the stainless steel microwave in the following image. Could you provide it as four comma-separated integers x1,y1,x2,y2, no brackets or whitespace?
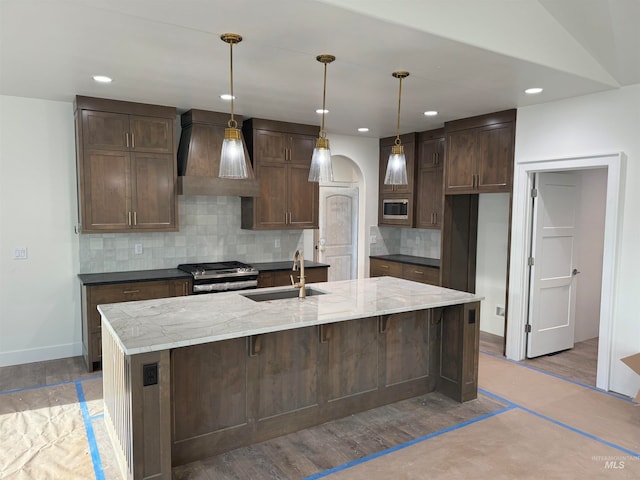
382,199,409,219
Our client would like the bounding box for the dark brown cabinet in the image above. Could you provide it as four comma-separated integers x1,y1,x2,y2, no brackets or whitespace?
74,96,178,233
257,267,328,288
370,257,440,286
416,129,444,229
81,278,190,371
444,110,516,194
378,133,416,227
242,118,319,230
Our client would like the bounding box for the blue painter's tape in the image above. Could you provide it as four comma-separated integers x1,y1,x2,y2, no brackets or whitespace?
0,375,103,396
75,380,105,480
91,413,105,421
302,405,515,480
479,350,637,404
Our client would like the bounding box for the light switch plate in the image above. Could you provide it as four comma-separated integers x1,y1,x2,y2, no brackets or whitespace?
13,247,28,260
134,243,143,255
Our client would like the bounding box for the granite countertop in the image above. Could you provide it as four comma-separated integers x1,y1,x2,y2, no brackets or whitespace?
98,276,482,356
78,269,191,286
78,262,330,286
251,260,330,271
369,254,440,269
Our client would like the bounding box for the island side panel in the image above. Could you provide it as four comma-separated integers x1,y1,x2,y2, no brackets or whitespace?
103,324,172,480
437,301,481,402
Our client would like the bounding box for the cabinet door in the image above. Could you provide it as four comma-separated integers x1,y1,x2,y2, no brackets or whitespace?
445,129,476,193
288,164,318,228
476,123,513,192
82,111,129,151
254,129,287,164
384,311,431,386
255,163,288,228
131,153,176,230
82,150,131,231
129,115,174,154
288,133,316,166
416,138,444,229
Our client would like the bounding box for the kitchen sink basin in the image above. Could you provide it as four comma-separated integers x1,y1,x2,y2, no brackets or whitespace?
242,287,326,302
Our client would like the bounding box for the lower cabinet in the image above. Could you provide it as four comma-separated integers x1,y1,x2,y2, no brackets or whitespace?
370,257,440,286
257,267,328,288
169,304,480,465
81,279,190,371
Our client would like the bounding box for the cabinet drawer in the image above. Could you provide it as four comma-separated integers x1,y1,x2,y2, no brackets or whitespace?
402,264,440,286
370,258,403,278
305,267,328,284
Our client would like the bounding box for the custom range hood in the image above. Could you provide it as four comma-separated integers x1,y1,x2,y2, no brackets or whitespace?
177,109,260,196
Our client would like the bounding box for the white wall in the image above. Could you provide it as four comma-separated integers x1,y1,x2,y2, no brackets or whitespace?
574,169,607,342
0,96,81,366
513,84,640,398
476,193,510,337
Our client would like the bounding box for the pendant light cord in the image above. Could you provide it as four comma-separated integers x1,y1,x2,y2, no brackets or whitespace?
320,61,327,138
228,40,236,129
395,75,403,146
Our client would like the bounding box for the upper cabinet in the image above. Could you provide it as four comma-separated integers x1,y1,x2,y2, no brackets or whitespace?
378,133,417,227
74,96,178,233
415,129,444,229
444,110,516,194
241,118,319,230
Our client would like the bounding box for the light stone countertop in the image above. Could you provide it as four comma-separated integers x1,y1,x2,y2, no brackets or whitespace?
98,276,483,356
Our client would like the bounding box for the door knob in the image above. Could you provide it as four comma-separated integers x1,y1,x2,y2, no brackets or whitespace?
572,268,581,276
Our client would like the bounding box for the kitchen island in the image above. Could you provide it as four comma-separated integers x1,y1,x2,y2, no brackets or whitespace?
99,276,482,480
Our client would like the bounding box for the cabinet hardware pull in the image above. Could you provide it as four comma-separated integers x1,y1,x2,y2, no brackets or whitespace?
133,211,137,226
125,132,130,148
122,290,140,294
380,265,389,269
414,270,424,274
434,212,437,224
378,316,389,334
131,133,135,149
128,211,132,226
248,335,262,356
319,324,331,343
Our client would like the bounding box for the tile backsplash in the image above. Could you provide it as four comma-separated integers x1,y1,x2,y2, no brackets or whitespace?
79,196,304,273
370,226,440,259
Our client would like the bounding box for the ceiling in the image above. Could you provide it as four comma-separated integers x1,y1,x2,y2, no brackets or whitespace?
1,0,638,138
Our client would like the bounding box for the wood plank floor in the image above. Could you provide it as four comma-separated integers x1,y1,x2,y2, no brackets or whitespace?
480,331,598,386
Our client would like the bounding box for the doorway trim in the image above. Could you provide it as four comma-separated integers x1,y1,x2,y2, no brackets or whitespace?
506,152,623,391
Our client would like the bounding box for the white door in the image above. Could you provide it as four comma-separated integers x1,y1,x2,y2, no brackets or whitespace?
318,186,358,281
527,172,580,358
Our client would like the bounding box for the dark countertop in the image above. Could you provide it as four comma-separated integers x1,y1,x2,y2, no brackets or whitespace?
251,261,330,272
78,261,330,286
78,268,191,286
369,254,440,269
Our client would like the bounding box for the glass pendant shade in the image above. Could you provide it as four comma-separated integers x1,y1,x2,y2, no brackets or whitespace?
219,127,248,178
384,144,408,185
308,136,334,182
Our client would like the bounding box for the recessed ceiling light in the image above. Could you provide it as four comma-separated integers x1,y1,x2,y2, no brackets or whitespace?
424,110,438,116
316,109,329,114
525,87,543,94
220,94,235,100
92,75,112,83
358,127,369,133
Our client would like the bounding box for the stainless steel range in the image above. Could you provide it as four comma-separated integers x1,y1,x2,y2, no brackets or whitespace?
178,261,258,294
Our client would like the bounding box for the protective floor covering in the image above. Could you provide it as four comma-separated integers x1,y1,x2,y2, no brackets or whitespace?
0,354,638,479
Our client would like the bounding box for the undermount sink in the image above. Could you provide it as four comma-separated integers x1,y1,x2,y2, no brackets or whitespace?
242,287,326,302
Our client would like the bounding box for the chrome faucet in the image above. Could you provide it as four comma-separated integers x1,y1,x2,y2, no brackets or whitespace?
290,249,306,299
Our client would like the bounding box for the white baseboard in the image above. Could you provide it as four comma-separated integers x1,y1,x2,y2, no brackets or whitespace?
0,342,82,367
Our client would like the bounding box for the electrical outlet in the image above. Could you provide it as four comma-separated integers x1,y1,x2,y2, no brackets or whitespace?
143,363,158,386
496,306,505,317
369,235,377,244
13,247,28,260
275,239,281,248
134,243,143,255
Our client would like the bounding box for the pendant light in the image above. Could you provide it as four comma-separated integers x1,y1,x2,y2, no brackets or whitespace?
384,71,409,185
219,33,252,179
308,54,336,183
